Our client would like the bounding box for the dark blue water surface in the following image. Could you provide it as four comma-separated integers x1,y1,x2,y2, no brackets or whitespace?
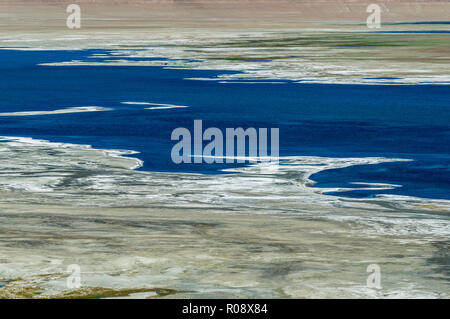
0,49,449,200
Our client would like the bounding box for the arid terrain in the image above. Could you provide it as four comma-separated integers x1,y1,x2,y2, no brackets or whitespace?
0,0,449,299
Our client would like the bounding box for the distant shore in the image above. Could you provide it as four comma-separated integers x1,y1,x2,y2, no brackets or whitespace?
1,1,450,30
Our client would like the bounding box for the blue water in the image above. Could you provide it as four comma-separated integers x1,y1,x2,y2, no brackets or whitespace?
0,49,449,200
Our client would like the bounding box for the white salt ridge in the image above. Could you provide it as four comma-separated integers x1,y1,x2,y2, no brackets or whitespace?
121,101,189,110
0,136,143,170
315,181,404,193
0,106,111,117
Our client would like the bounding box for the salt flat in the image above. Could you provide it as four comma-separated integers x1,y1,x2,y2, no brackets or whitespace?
0,136,448,298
